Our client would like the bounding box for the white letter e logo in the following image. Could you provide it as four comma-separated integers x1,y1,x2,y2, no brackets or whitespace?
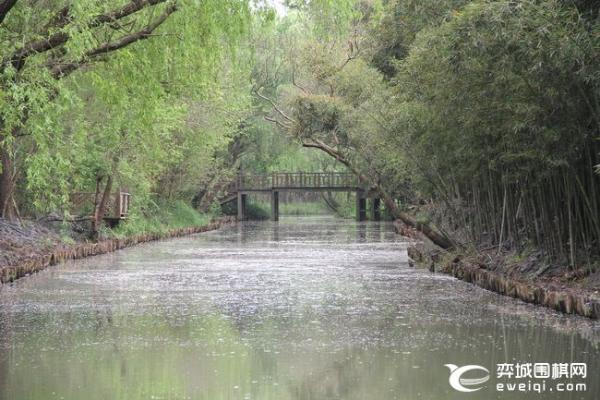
445,364,490,392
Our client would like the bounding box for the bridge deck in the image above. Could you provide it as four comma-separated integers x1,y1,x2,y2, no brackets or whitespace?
226,172,379,222
237,172,360,192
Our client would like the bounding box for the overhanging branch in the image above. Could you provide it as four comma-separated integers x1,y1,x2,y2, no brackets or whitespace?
264,115,291,131
301,137,454,249
253,88,295,124
4,0,171,72
87,3,177,57
49,3,177,79
0,0,17,25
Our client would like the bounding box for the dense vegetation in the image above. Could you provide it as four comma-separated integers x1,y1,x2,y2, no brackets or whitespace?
256,0,600,269
0,0,256,232
1,0,599,269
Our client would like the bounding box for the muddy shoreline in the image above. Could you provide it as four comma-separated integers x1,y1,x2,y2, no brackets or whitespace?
0,217,235,284
402,231,600,320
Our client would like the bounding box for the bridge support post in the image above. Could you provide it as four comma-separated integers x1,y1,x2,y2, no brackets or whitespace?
356,191,366,221
271,190,279,221
237,193,247,221
371,198,381,221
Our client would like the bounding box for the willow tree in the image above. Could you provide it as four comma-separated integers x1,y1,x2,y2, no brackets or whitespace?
0,0,250,220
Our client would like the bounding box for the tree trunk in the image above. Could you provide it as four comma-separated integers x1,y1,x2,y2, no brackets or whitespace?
321,191,340,213
0,143,17,220
376,184,454,250
91,175,113,236
302,140,455,250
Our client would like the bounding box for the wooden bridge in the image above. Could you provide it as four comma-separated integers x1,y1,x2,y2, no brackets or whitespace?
229,172,381,221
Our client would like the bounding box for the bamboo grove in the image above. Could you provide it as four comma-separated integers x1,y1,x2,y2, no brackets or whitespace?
256,0,600,269
393,1,600,267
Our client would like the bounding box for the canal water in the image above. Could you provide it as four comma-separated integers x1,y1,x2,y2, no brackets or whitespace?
0,217,598,399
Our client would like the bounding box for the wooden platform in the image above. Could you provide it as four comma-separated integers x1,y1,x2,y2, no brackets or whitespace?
70,191,131,224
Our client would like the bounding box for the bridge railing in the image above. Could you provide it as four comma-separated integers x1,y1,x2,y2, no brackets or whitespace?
69,191,131,219
237,174,271,191
237,172,359,191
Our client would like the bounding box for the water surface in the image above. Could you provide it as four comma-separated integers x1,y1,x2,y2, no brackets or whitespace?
1,217,598,399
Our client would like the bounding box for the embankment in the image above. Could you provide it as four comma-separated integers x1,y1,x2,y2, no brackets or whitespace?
398,223,600,320
0,217,235,284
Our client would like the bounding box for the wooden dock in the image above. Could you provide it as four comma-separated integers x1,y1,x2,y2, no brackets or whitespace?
70,190,131,225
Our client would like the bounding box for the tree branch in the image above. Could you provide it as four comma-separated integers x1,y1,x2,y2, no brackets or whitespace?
88,3,176,57
92,0,169,26
292,66,309,94
253,88,295,123
4,0,170,72
0,0,17,25
49,3,177,79
302,139,354,171
264,115,291,131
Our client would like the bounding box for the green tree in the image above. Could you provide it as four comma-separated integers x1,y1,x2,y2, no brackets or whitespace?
0,0,250,224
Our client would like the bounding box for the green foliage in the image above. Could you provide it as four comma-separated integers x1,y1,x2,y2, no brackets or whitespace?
1,0,255,219
242,200,341,218
1,0,599,266
259,0,600,265
293,95,348,140
327,193,356,219
243,201,271,220
388,0,600,263
285,0,362,35
111,201,212,238
399,0,598,177
367,0,470,78
280,201,328,215
231,8,345,176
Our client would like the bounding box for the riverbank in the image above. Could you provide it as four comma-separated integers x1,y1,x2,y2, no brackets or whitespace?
0,214,235,284
398,222,600,319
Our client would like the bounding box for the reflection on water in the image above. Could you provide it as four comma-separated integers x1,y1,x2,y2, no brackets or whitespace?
0,216,598,400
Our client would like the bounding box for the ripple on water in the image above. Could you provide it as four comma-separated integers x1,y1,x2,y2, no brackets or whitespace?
1,216,599,400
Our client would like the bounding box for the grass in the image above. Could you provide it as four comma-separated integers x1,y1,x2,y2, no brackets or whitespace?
243,200,359,218
245,201,332,218
107,201,213,238
244,202,271,220
280,202,329,215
